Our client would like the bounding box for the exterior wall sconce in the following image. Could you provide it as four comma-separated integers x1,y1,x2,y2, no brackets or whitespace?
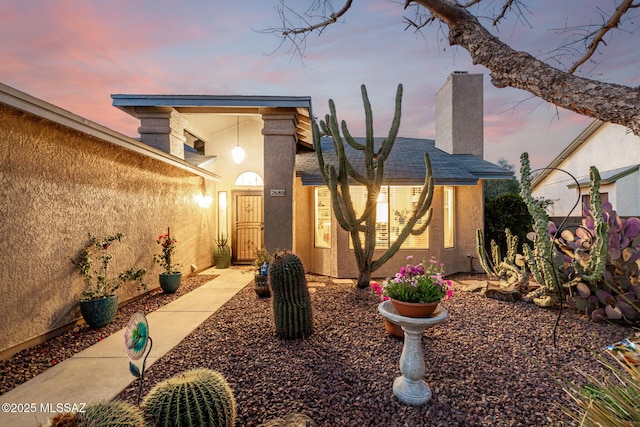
231,116,245,164
194,192,213,208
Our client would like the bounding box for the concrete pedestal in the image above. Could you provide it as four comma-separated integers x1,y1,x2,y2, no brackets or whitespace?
378,300,449,406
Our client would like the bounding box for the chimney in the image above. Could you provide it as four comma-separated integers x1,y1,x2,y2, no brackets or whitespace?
435,72,483,158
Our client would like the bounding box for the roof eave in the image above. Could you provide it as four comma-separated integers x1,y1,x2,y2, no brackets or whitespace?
1,83,221,182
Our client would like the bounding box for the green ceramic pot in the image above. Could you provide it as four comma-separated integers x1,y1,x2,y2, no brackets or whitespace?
215,245,231,269
80,295,118,328
159,272,182,293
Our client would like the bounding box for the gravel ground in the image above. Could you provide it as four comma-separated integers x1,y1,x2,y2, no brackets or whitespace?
0,273,218,395
2,272,636,426
109,274,633,427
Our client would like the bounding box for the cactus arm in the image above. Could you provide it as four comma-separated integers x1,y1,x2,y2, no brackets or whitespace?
371,152,434,271
476,229,499,279
520,152,562,297
576,166,607,282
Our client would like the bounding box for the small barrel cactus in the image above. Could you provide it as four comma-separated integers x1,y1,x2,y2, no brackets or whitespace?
143,368,236,427
42,401,145,427
269,250,313,339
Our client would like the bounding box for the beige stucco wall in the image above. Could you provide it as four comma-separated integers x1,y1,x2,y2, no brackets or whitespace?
0,105,215,357
298,182,484,279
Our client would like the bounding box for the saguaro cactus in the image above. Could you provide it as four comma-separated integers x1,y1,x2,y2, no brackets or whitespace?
314,84,434,288
269,250,313,339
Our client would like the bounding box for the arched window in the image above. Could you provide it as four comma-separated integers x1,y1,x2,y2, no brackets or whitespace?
235,172,264,186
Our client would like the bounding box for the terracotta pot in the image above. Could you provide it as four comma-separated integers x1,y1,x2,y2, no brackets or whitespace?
390,299,439,317
384,319,404,338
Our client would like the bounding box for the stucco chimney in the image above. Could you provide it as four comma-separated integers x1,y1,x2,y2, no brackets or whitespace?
435,72,483,159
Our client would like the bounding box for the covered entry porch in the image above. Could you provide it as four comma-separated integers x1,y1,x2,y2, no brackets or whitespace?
111,94,314,264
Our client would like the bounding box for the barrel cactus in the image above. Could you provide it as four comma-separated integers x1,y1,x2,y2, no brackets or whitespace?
269,250,313,339
143,368,236,427
42,400,145,427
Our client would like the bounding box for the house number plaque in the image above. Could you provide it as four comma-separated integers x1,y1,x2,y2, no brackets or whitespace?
270,189,285,197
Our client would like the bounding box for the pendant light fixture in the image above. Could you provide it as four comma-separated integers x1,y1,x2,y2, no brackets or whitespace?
231,116,245,164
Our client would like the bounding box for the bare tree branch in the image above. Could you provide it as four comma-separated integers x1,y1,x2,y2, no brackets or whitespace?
568,0,637,74
267,0,640,135
282,0,353,36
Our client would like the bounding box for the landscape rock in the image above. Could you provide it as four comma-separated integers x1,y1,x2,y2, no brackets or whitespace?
456,280,489,293
483,287,522,302
258,413,318,427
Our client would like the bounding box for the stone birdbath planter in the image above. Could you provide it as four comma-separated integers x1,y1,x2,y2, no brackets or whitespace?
378,300,449,406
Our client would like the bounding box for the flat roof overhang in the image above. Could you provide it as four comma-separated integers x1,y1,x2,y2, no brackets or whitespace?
111,94,315,150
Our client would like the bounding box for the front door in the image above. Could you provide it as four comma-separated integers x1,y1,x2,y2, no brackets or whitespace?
232,191,263,263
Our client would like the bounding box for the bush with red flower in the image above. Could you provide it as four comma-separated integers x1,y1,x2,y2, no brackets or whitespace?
154,229,181,274
71,233,147,301
381,256,453,304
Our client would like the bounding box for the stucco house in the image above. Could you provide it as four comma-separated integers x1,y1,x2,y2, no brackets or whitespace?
0,71,509,357
531,120,640,222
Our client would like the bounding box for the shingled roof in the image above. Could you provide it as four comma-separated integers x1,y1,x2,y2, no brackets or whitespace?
296,137,513,186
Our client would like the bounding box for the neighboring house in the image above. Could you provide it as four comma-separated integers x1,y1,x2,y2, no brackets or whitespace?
531,120,640,222
0,72,510,357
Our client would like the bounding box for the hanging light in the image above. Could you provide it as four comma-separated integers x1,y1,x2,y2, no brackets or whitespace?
231,116,245,164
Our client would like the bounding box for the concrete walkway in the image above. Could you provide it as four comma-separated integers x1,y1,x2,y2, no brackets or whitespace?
0,268,252,427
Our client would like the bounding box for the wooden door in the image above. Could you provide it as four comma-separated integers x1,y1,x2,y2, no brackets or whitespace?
232,191,263,263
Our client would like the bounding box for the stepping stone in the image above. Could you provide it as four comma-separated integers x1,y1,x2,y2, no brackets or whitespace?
307,281,325,287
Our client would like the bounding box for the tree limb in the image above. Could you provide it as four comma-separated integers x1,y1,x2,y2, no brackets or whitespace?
568,0,637,74
413,0,640,135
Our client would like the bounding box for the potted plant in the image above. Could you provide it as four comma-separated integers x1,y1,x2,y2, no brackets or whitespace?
214,234,231,269
382,256,453,317
71,233,147,328
252,248,272,297
154,228,182,293
372,281,403,338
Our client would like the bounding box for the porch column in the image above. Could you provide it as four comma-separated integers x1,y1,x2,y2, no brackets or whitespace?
136,107,186,159
261,111,297,253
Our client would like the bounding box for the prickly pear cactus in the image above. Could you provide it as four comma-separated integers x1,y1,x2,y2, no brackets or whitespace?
143,368,236,427
269,250,313,339
476,228,528,290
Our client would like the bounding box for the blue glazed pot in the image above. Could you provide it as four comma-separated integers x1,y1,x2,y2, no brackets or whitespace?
80,295,118,328
159,272,182,294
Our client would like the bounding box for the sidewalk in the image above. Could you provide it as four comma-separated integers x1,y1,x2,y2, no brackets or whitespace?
0,268,252,427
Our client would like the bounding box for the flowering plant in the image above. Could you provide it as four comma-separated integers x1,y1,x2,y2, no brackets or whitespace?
154,228,181,274
71,233,147,301
381,256,453,304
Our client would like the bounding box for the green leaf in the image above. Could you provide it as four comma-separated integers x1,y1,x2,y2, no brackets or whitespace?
129,361,140,378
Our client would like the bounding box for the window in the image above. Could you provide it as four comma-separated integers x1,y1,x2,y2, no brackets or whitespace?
235,172,263,186
315,187,331,248
582,192,608,212
345,186,429,249
443,186,454,248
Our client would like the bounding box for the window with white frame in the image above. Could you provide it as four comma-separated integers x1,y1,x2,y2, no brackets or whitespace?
344,186,429,249
443,186,455,248
315,187,331,248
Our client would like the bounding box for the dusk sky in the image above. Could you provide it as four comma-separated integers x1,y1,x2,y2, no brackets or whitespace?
2,0,638,171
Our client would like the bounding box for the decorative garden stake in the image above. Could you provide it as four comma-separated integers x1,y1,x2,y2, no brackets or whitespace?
378,300,448,406
124,311,152,406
